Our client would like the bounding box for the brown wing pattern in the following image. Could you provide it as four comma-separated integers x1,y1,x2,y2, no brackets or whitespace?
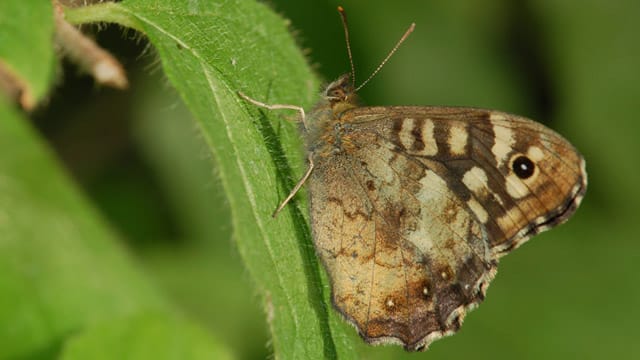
348,106,587,257
308,106,586,351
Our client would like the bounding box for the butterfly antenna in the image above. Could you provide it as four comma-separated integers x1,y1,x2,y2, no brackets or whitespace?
338,6,356,88
355,22,415,92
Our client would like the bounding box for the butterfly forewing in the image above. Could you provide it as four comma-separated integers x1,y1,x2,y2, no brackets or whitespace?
343,106,586,256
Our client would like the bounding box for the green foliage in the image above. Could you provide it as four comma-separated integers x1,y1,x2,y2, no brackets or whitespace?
0,0,55,105
2,0,357,358
69,0,357,357
1,0,640,359
0,98,224,358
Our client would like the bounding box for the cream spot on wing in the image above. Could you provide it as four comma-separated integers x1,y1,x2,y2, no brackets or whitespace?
448,124,468,155
467,198,489,223
462,167,489,195
386,298,395,308
406,170,479,269
420,118,438,156
398,117,416,150
505,173,530,199
527,146,544,162
491,118,514,166
408,170,446,254
490,113,507,121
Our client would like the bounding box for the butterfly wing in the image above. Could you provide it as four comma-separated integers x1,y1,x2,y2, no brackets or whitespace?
308,106,586,351
357,106,587,256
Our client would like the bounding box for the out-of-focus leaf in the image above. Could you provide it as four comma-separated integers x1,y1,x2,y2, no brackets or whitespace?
60,313,233,360
0,0,55,107
0,94,230,358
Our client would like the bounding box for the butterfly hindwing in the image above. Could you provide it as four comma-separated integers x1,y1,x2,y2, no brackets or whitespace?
310,108,492,350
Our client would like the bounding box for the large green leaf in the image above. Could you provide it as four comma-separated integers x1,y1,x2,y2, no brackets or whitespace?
0,98,232,358
65,0,357,358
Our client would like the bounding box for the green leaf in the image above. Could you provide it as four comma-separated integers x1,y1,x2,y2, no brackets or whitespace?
0,98,231,358
0,0,56,106
0,99,147,357
60,313,233,360
66,0,358,358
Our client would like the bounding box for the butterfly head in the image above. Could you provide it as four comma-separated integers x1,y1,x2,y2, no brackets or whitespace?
323,74,360,113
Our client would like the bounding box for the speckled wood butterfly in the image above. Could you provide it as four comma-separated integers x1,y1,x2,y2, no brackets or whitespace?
240,7,587,352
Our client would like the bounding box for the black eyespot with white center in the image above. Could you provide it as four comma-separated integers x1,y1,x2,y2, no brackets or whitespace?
512,155,535,179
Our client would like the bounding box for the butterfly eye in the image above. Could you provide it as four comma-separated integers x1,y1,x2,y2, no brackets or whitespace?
511,155,535,179
330,89,343,98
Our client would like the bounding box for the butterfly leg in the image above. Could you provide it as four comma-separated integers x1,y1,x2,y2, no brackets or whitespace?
272,153,314,218
237,91,308,130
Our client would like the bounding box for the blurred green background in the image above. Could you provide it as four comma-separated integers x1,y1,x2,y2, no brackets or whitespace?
5,0,640,359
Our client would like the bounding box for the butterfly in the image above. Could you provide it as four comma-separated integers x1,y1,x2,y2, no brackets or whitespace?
239,6,587,352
